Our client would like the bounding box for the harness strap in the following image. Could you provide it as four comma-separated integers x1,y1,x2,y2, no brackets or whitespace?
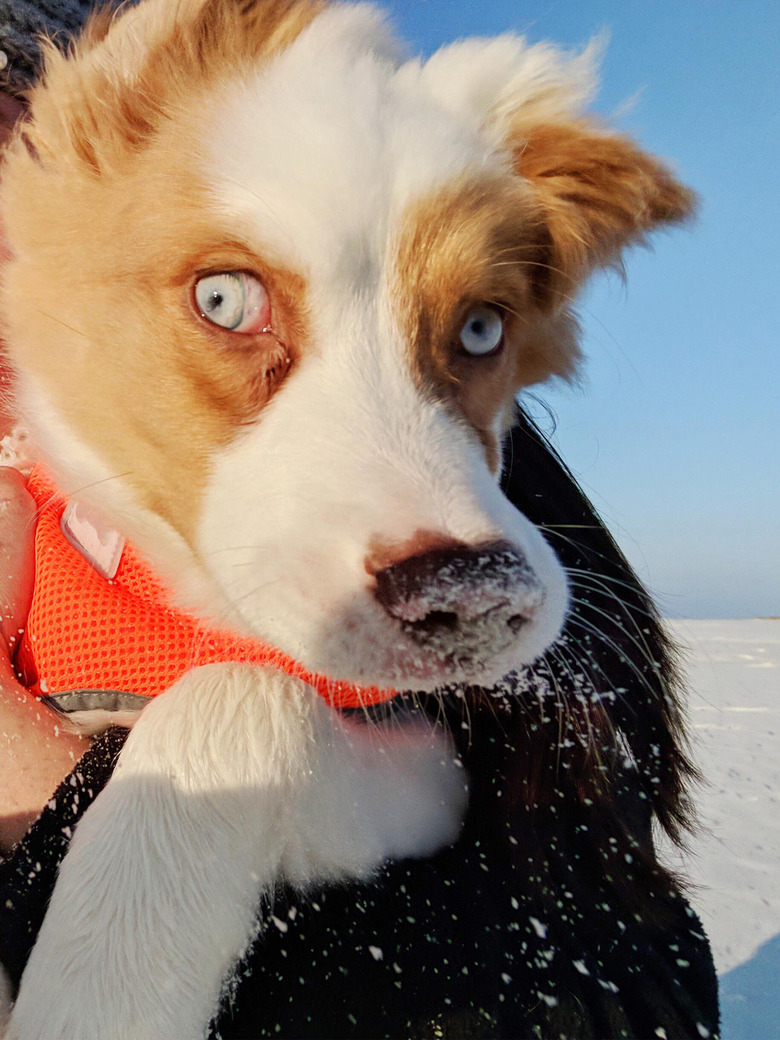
15,467,396,710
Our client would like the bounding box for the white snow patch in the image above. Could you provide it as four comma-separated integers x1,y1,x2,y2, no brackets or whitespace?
660,618,780,1038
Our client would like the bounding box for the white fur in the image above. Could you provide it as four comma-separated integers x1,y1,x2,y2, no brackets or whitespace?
197,342,567,685
194,7,571,684
10,666,466,1039
401,33,602,141
201,9,507,282
7,5,582,1038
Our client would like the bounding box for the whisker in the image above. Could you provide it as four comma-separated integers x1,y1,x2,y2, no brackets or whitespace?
37,311,92,341
537,525,642,578
565,611,655,710
547,639,600,752
566,565,658,598
218,578,282,612
566,574,658,625
553,632,620,754
67,472,135,498
571,591,659,675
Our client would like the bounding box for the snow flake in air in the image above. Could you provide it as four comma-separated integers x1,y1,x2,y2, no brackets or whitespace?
529,917,547,939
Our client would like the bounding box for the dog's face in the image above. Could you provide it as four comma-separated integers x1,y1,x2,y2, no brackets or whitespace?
0,0,693,689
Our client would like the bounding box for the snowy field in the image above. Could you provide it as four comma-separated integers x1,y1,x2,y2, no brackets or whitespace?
662,619,780,1039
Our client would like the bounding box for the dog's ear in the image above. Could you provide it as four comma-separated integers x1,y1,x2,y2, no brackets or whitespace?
502,117,695,308
415,35,695,309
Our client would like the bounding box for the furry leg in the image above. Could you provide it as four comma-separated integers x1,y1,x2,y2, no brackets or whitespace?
9,664,465,1040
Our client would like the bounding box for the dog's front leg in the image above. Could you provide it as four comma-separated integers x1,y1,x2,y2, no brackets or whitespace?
8,664,466,1040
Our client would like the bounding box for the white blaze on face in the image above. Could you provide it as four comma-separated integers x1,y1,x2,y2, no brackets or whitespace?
195,5,568,688
201,6,503,279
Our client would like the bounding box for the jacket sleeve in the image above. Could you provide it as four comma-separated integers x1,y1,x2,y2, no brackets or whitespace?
0,727,127,987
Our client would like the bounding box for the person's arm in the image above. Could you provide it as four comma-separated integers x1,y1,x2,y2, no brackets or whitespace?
0,468,89,853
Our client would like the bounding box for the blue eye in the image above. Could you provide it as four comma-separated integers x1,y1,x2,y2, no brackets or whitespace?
194,271,270,334
459,306,504,357
195,273,245,329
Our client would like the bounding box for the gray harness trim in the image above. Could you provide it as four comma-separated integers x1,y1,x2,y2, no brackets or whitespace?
41,689,148,714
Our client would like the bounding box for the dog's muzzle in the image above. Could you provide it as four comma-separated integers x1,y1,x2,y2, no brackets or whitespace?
372,541,545,667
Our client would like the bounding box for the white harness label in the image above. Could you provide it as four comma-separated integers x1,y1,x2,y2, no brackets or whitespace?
61,500,126,581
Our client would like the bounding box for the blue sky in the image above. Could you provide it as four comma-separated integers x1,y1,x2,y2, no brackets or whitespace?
389,0,779,619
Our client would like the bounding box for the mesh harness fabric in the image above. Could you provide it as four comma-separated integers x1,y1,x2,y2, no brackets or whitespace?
15,466,396,710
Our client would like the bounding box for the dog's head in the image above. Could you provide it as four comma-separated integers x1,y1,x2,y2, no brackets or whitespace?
0,0,693,690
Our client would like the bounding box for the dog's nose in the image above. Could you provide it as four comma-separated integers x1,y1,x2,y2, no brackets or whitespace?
372,541,545,647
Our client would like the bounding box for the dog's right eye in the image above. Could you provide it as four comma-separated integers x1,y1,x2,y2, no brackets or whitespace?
194,272,270,335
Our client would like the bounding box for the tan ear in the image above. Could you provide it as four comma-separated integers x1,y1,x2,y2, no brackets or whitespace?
506,118,696,307
414,32,695,309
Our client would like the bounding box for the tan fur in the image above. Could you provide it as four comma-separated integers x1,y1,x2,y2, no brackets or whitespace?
1,0,694,529
508,118,696,304
394,122,694,468
1,0,317,542
25,0,324,176
394,173,565,470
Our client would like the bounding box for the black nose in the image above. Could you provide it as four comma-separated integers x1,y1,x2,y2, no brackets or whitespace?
373,540,544,649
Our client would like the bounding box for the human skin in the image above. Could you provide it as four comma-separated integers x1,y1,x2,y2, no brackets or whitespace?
0,94,23,150
0,470,90,853
0,95,90,853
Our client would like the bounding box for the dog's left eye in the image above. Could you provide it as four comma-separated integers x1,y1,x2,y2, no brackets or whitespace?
459,306,504,357
194,272,270,334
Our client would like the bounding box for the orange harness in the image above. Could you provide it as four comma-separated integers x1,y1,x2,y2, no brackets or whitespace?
15,467,396,710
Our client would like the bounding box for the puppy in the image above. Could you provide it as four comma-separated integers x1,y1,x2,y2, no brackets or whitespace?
0,1,693,1036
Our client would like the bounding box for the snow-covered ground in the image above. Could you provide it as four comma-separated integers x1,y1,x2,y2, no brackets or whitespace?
663,619,780,1039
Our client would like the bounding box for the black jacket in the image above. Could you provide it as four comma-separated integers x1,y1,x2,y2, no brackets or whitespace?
0,414,719,1039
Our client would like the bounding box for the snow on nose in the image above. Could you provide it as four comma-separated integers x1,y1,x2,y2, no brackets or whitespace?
372,541,545,663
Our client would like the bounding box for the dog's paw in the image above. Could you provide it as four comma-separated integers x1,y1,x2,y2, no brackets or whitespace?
352,717,469,859
281,707,469,883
